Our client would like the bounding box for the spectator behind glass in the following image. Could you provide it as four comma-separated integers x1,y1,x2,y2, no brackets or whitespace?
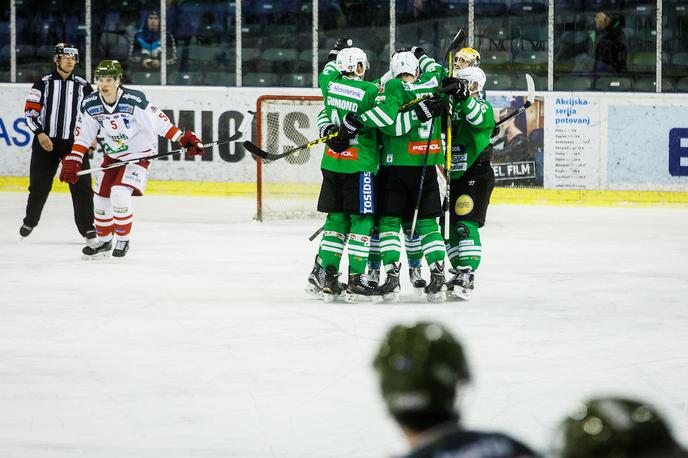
593,10,627,74
332,0,369,28
129,10,178,71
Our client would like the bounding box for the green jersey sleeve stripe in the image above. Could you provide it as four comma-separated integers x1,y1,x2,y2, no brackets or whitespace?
362,110,386,127
372,106,393,125
466,103,481,121
467,113,484,125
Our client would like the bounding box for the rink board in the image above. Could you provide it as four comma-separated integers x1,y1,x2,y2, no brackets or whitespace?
2,83,688,204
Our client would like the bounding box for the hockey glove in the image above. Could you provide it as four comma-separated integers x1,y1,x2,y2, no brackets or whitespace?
414,96,444,123
179,129,205,156
59,152,83,184
454,81,471,102
321,124,349,153
327,37,353,61
411,46,426,59
338,112,363,140
441,76,461,96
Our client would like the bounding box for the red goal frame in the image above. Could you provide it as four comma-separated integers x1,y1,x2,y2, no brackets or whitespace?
255,94,324,222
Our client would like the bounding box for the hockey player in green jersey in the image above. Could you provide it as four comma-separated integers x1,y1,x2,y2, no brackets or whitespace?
444,66,495,300
310,42,382,303
340,49,448,302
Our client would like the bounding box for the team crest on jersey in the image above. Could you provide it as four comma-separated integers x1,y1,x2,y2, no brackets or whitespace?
454,194,474,216
122,117,131,129
104,143,129,155
408,140,441,155
326,147,358,160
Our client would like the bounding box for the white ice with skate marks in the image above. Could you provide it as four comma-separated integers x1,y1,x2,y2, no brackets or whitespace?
1,192,688,458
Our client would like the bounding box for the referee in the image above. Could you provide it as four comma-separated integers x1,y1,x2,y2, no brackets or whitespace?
20,43,96,240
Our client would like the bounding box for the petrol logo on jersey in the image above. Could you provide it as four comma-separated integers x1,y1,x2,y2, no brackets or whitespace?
454,194,474,216
326,147,358,160
359,172,374,215
408,140,441,155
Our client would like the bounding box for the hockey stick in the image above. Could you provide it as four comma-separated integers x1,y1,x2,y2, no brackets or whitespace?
409,118,436,236
308,224,325,242
245,81,467,163
76,140,230,176
493,74,535,131
409,28,465,237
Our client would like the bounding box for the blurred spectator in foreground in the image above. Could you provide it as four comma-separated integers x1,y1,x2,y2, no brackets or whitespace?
551,396,688,458
593,10,627,74
373,322,540,458
129,10,177,72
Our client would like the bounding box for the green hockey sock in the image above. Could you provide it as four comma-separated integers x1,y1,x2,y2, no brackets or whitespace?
347,214,375,275
367,231,381,270
378,216,402,267
318,212,349,272
447,220,482,270
416,218,446,265
402,223,423,269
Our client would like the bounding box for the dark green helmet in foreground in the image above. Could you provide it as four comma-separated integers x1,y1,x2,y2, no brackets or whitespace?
553,397,688,458
373,322,470,415
94,60,123,80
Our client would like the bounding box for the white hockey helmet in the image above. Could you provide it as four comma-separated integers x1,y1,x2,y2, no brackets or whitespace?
454,66,486,94
336,47,369,77
390,51,419,78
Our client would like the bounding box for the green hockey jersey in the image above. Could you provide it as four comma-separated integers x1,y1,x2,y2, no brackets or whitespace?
317,61,379,173
361,55,447,167
449,96,495,179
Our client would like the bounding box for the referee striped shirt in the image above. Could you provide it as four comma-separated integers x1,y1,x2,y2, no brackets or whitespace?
24,71,94,140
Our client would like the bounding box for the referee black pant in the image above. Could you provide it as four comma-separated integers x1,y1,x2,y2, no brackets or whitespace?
23,137,95,236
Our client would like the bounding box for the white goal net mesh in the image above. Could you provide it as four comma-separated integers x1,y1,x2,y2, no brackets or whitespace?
256,95,325,220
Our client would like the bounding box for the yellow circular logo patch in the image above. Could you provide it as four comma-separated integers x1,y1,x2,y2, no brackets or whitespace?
454,194,474,216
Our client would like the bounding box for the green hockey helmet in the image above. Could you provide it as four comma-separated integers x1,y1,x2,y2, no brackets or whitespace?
372,322,470,415
553,397,688,458
94,60,123,81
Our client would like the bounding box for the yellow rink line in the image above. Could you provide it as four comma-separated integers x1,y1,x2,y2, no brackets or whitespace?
2,177,688,207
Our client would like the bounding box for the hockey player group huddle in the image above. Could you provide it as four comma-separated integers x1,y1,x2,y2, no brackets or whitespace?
306,38,496,304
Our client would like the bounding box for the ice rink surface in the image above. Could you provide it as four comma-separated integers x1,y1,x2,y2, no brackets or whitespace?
1,192,687,458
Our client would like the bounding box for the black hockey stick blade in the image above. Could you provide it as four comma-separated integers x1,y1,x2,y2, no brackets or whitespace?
244,130,340,161
444,28,466,64
308,224,325,242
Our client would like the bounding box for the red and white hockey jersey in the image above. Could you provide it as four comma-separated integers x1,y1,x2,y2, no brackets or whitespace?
71,86,181,160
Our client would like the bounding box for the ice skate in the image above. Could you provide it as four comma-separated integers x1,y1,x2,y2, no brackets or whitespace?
305,255,325,298
345,274,382,303
112,240,130,258
84,229,97,244
447,266,474,301
378,262,401,303
82,240,112,259
409,265,427,297
424,261,447,303
365,262,381,288
19,224,34,238
322,266,345,303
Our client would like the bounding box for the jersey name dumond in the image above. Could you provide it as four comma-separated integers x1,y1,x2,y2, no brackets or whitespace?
327,97,359,113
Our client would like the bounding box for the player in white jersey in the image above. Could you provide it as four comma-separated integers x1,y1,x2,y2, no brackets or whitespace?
59,60,204,258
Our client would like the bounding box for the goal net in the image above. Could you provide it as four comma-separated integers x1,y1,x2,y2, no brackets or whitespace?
255,95,325,221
